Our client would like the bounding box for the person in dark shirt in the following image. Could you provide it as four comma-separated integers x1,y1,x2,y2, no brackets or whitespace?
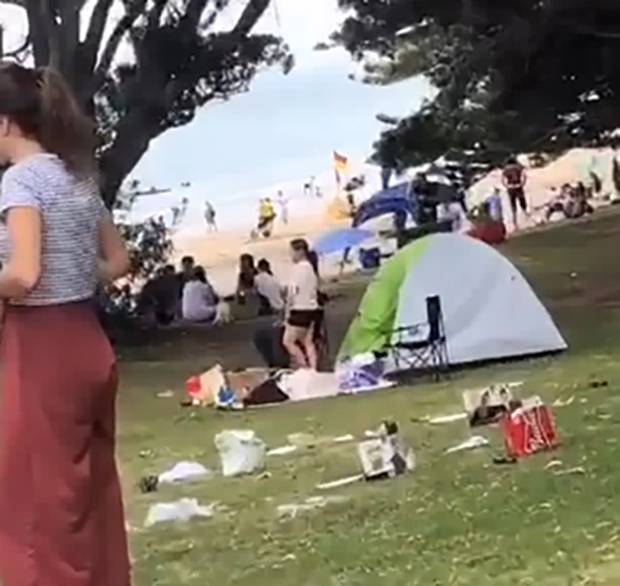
502,157,528,229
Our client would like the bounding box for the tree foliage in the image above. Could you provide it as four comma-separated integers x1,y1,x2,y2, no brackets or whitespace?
335,0,620,167
1,0,292,204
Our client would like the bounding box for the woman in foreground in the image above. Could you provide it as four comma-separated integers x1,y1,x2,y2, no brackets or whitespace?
0,63,131,585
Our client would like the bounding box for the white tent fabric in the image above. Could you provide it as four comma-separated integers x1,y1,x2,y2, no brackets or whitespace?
395,234,567,366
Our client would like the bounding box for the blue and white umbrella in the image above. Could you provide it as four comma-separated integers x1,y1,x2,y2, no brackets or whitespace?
313,227,374,256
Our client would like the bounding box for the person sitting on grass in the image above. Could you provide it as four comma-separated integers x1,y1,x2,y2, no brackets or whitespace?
182,266,219,323
236,253,257,304
255,258,284,315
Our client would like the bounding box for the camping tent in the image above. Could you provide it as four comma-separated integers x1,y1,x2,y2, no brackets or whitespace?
339,233,567,367
353,182,417,227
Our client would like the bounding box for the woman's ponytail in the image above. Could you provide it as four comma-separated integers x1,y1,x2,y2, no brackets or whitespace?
37,67,96,177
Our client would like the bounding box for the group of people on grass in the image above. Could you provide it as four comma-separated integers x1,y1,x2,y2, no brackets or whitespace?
139,255,221,326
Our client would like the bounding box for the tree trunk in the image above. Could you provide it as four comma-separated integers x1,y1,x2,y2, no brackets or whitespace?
99,112,156,207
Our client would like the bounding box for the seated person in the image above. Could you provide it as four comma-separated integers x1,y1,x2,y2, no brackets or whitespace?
138,265,180,325
437,200,468,232
236,253,257,303
182,266,219,323
255,259,284,315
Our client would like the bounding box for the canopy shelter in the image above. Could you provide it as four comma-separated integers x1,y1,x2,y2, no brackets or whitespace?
339,233,567,369
353,182,417,227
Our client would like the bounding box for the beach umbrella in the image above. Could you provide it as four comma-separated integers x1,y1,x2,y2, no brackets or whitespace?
313,227,374,256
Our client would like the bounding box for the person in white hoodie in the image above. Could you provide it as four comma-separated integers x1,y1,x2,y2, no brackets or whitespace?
182,266,219,323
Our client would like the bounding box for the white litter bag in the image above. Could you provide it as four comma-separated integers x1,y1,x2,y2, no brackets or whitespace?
158,461,211,485
144,498,215,527
214,430,266,477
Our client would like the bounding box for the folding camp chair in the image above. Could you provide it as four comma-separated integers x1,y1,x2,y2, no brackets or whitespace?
388,295,450,381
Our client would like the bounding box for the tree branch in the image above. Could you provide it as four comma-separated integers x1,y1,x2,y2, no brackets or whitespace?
81,0,115,74
231,0,270,36
93,0,147,84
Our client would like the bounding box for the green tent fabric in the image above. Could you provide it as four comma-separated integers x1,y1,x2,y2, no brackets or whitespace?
338,238,431,360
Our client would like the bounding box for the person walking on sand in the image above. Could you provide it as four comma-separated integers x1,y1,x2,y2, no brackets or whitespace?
0,63,131,585
277,190,290,225
204,200,217,232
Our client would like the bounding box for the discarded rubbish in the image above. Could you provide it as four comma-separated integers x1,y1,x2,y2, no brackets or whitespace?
336,354,396,394
445,435,490,454
501,397,559,459
357,421,415,480
316,475,364,490
553,466,585,477
286,432,354,448
214,430,266,477
426,413,468,425
332,434,356,443
589,379,609,389
156,390,175,399
144,498,216,527
552,396,575,408
492,456,517,465
267,445,298,457
544,459,563,470
277,496,349,519
464,383,523,427
159,461,211,485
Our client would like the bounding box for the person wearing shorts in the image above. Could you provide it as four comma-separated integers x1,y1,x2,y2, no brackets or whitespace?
283,239,320,369
502,158,528,229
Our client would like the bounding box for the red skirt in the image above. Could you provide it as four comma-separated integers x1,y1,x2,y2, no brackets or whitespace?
0,302,130,586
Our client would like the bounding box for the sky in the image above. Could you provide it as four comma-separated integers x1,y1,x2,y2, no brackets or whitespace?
130,0,430,200
0,0,430,225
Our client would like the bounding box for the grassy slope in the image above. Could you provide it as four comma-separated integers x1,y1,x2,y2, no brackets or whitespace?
120,213,620,586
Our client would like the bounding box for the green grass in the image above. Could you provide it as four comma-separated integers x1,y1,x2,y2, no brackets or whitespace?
120,212,620,585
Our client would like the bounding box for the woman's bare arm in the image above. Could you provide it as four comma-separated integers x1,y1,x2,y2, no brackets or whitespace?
0,207,42,299
98,213,130,282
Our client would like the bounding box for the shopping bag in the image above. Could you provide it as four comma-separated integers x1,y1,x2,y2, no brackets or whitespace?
501,398,559,458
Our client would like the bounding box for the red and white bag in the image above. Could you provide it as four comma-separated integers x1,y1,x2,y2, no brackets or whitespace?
501,397,559,459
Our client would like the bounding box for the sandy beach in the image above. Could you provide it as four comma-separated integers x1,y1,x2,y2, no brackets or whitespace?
171,148,617,298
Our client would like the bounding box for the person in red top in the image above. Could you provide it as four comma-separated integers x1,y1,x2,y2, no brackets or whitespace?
502,157,528,229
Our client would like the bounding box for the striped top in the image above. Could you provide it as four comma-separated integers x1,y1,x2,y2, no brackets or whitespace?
0,153,104,306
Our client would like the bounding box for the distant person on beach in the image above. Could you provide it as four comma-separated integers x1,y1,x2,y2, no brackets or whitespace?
255,258,284,314
257,198,276,238
283,239,321,370
182,266,219,323
315,186,323,198
276,190,290,225
502,157,528,228
204,200,217,232
171,205,181,226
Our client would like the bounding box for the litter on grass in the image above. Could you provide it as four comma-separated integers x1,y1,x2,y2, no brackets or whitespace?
552,395,575,407
445,435,490,454
214,430,266,477
277,496,349,519
267,445,298,457
316,475,364,490
425,413,468,425
144,498,216,527
358,421,415,480
159,461,211,484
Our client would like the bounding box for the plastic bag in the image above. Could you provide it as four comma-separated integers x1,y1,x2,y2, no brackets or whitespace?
214,430,266,477
144,498,215,527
